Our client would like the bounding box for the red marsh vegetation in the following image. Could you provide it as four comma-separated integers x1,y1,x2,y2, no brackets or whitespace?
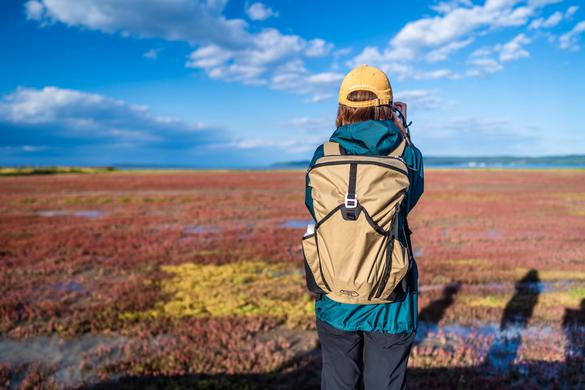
0,169,584,388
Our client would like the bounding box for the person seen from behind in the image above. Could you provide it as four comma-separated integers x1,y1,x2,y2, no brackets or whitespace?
302,64,424,390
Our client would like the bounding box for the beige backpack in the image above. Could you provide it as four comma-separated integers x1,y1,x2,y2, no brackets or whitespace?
302,138,411,304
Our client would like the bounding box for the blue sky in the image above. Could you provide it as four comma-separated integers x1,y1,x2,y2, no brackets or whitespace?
1,0,584,167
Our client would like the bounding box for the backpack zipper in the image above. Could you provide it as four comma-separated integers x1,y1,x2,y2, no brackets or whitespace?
369,232,394,300
371,205,401,299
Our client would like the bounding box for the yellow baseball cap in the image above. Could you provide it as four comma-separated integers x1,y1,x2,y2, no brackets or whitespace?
338,64,393,108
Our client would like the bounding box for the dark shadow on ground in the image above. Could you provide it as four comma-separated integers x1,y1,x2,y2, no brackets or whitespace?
415,282,461,345
83,270,585,390
563,298,585,386
419,282,461,325
499,269,540,330
83,350,323,390
483,269,540,372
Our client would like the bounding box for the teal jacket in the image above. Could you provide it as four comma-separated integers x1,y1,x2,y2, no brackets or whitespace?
304,119,424,334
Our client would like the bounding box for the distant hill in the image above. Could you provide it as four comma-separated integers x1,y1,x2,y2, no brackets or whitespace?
272,155,585,169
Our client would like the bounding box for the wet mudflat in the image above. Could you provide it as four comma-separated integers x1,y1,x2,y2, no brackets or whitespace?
0,169,583,389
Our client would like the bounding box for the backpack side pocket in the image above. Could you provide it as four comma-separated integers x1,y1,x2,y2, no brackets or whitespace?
377,238,409,300
302,233,331,295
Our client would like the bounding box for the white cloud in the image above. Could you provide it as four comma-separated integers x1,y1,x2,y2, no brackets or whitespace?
24,0,44,20
143,48,161,59
426,38,474,62
305,72,344,85
350,47,459,80
187,29,338,98
413,69,458,80
350,0,555,80
496,33,531,61
246,2,277,21
0,86,224,150
559,20,585,50
430,0,473,14
24,0,250,48
566,6,579,18
394,90,446,109
187,29,304,83
467,33,531,75
528,5,579,30
529,10,566,29
284,116,330,130
305,39,334,57
527,0,562,7
268,68,343,100
468,57,504,73
25,0,336,101
187,44,233,68
389,0,534,51
304,93,334,103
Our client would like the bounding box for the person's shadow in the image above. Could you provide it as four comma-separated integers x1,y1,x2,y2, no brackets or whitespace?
563,298,585,380
415,282,461,345
482,269,541,373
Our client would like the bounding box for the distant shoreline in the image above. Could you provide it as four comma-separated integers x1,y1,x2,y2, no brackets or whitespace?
2,154,585,175
2,165,585,176
271,155,585,170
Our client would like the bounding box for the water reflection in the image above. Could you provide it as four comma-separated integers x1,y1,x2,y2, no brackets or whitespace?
37,210,104,218
279,219,314,229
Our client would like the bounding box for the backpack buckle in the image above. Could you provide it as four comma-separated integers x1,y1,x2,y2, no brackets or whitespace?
344,193,358,208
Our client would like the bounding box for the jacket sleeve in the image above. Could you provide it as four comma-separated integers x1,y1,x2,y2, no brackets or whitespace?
404,143,424,214
304,144,325,222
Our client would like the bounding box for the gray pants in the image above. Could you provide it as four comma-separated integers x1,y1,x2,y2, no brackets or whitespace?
317,318,415,390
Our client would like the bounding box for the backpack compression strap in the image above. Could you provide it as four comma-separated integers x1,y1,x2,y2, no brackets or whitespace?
323,141,343,156
388,137,406,157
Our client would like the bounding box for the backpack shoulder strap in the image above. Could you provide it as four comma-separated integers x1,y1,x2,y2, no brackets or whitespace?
323,141,342,156
387,137,406,157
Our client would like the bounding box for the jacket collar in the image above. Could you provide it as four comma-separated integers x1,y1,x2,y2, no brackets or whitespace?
329,120,403,155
